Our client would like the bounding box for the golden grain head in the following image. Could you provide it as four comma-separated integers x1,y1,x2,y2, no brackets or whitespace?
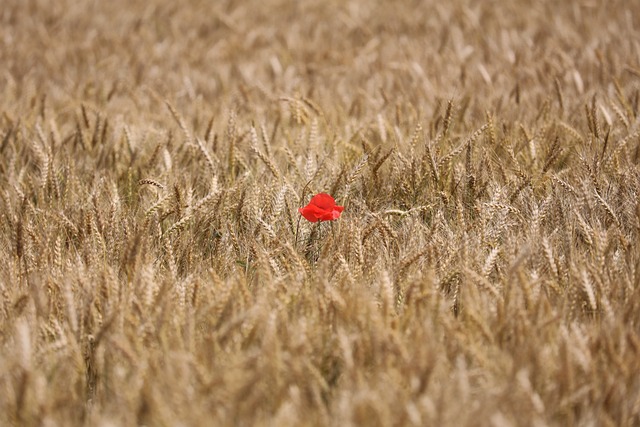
1,0,640,425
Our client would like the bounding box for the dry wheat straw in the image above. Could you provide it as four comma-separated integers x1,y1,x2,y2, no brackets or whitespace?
2,2,640,426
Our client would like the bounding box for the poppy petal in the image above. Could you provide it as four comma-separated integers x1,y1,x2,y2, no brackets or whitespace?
318,207,342,221
299,193,344,222
309,193,336,210
299,205,324,222
299,208,318,222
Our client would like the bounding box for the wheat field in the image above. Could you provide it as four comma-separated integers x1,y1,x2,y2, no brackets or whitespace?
1,0,640,426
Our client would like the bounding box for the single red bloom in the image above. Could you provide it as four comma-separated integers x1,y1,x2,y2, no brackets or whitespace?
298,193,344,222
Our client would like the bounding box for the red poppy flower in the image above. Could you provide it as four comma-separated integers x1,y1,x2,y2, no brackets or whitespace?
298,193,344,222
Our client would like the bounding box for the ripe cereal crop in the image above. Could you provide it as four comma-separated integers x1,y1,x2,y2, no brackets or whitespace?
1,1,640,425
